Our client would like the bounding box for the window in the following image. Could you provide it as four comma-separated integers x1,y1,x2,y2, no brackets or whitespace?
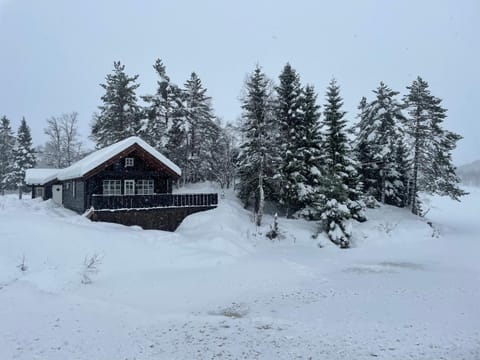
35,187,44,198
65,182,70,190
125,157,134,167
136,180,154,195
72,181,76,198
103,180,122,195
124,180,135,195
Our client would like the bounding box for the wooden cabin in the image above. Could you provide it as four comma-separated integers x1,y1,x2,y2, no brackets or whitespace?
25,136,218,230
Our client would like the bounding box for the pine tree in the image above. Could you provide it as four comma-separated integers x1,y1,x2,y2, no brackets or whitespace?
296,85,323,213
356,82,406,205
142,59,182,151
91,61,141,148
237,66,280,225
7,118,36,196
403,77,466,215
275,63,305,215
315,79,364,247
394,138,410,207
353,96,376,196
182,72,216,183
0,116,16,194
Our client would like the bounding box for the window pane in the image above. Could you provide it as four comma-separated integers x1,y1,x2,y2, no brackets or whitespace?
136,180,154,195
103,180,122,195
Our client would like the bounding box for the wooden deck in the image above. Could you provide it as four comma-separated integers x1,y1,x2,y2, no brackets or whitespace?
90,193,218,210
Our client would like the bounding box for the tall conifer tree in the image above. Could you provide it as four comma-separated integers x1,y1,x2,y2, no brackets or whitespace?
356,82,406,205
7,118,36,195
142,59,182,151
315,80,364,247
91,61,141,148
237,66,280,225
0,116,15,194
403,77,466,214
275,63,305,215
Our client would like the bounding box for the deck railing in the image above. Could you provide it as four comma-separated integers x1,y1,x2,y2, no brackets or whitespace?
91,193,218,210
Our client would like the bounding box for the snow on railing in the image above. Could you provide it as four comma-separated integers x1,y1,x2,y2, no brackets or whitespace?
91,193,218,210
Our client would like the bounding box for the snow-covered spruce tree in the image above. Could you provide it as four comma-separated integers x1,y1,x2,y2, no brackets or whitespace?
7,118,36,196
403,77,466,215
237,65,280,226
356,82,407,205
91,61,142,148
275,63,306,216
164,94,188,184
296,85,323,216
182,72,217,183
316,79,365,247
141,59,182,151
394,138,411,208
0,116,16,194
352,96,376,197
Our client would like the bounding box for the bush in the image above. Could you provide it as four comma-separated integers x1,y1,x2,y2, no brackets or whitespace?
81,253,102,284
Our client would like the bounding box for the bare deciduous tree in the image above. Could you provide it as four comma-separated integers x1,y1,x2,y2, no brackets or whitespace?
44,112,83,168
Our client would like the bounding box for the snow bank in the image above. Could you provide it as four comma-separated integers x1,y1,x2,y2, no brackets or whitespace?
1,187,479,359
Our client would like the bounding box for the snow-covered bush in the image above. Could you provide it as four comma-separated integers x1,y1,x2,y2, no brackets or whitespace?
210,302,249,318
347,199,367,222
321,199,352,248
266,213,279,240
81,253,102,284
364,195,380,209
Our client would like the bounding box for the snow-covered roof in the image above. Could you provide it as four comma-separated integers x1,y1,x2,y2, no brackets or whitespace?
57,136,181,181
25,168,59,185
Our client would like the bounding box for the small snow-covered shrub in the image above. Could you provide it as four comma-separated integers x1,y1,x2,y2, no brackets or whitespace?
17,254,27,272
266,213,279,240
81,253,102,284
321,199,352,248
364,195,380,209
347,199,367,222
210,302,249,318
378,221,398,235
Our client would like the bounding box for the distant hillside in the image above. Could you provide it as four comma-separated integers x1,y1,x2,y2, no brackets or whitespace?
457,160,480,187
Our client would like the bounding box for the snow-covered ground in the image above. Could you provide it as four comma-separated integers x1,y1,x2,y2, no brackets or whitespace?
0,185,479,359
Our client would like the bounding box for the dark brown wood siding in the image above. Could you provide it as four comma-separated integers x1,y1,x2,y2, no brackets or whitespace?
62,179,85,213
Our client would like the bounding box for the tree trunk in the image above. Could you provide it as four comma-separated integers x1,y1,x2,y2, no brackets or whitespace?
410,115,420,215
256,157,264,227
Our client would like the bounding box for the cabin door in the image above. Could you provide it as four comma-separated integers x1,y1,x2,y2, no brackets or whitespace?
52,185,63,205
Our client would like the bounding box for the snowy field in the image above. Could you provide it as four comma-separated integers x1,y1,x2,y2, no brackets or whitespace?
0,185,479,359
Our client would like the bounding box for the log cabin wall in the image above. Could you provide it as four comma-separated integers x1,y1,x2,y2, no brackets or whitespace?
91,206,215,231
84,151,174,210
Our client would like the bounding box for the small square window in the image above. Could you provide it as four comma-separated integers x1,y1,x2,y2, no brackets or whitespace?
35,187,44,198
125,157,134,167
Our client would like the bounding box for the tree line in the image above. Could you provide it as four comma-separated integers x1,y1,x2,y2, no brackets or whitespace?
0,60,464,249
237,64,465,247
0,117,36,195
90,60,237,188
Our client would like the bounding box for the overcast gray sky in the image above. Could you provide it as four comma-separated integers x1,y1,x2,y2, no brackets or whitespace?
0,0,478,164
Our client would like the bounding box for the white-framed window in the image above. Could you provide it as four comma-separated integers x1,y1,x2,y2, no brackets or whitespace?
35,187,44,198
124,180,135,195
125,157,134,167
103,180,122,195
136,180,154,195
